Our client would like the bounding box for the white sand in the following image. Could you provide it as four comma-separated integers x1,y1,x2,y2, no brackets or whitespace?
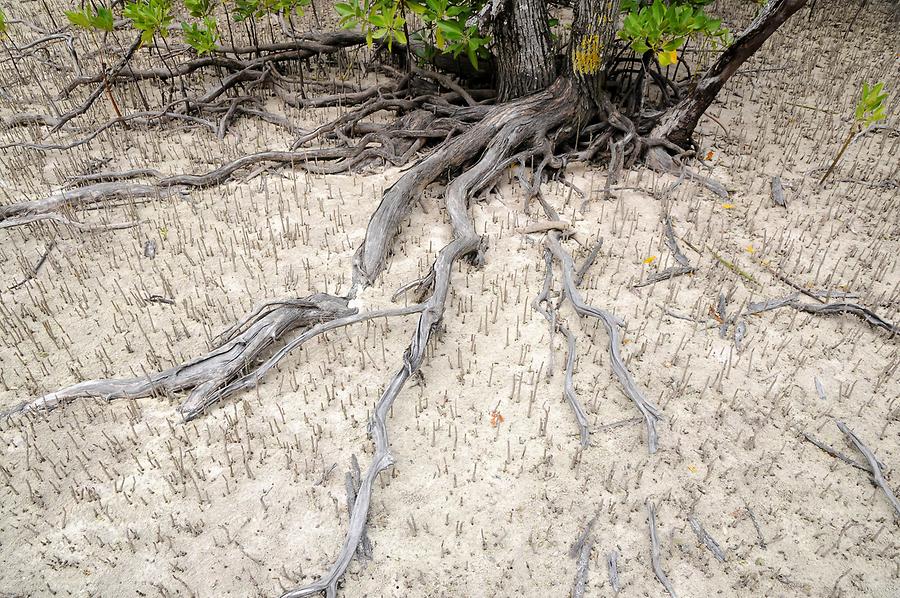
1,1,898,597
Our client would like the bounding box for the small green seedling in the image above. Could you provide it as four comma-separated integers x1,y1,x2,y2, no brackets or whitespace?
820,81,888,185
123,0,173,45
182,17,219,55
66,4,121,117
0,7,9,36
65,6,115,32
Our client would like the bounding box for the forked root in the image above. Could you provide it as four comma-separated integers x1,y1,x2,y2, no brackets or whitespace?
3,294,352,419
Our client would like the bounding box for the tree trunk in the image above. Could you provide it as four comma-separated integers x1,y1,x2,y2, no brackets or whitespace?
568,0,621,109
653,0,808,147
490,0,556,101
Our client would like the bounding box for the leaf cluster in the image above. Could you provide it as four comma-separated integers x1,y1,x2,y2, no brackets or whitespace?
335,0,489,67
618,0,731,66
181,17,219,54
232,0,310,22
855,81,888,128
123,0,174,45
65,5,115,33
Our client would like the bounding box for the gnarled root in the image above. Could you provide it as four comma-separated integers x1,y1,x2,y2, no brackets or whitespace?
3,293,352,419
283,79,582,598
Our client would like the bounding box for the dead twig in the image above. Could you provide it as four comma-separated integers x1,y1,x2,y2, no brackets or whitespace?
8,241,55,291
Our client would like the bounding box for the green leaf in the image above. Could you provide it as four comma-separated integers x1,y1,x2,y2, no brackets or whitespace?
466,42,478,69
436,19,463,38
93,7,114,32
65,8,93,29
662,37,684,51
631,39,650,54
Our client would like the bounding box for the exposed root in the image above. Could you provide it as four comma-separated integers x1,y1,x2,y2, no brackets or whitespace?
646,146,729,199
533,250,591,447
836,421,900,519
574,237,604,287
688,515,726,562
545,230,662,453
0,182,170,224
747,294,899,335
3,294,352,418
181,303,425,420
570,518,595,598
0,211,138,231
647,500,679,598
60,32,366,93
607,550,621,594
633,214,697,289
283,79,581,598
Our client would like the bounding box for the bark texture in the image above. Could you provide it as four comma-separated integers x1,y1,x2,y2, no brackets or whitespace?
568,0,621,108
490,0,556,101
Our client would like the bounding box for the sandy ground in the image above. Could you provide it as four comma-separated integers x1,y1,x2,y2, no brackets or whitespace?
1,1,899,597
